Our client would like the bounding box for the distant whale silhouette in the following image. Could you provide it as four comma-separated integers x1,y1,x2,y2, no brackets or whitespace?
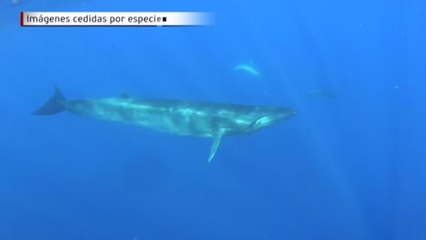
34,88,296,162
306,89,338,99
234,63,261,78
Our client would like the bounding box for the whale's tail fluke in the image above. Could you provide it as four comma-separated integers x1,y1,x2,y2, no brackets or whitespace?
33,87,66,115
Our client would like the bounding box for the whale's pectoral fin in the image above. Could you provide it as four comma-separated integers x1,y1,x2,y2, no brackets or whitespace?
208,134,223,163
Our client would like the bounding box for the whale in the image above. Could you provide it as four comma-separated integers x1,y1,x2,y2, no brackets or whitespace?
234,63,261,78
34,88,296,162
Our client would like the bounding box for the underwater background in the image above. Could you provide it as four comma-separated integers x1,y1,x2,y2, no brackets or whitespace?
1,0,426,239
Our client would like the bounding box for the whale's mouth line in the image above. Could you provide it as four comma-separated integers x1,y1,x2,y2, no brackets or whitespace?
246,111,295,132
269,110,297,122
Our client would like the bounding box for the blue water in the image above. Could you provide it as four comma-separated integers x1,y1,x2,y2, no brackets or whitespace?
1,0,426,239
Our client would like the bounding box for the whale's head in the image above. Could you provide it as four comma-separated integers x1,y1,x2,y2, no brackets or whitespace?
247,107,296,132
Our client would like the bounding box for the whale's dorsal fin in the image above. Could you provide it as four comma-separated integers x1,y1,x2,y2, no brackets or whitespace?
208,133,223,163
